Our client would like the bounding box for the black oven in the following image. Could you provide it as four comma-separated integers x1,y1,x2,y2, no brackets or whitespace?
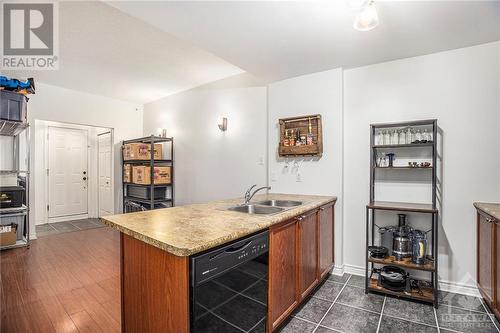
190,230,268,333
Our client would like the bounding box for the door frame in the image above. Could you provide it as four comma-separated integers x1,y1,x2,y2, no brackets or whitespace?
41,122,115,225
97,130,115,217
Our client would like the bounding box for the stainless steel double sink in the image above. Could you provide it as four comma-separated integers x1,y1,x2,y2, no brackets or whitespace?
227,200,303,215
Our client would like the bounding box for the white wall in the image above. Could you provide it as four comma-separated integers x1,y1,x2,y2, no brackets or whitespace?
343,42,500,292
143,73,268,205
28,83,143,237
267,69,345,271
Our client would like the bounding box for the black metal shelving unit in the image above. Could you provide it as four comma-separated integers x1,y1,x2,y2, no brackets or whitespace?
121,135,174,213
0,120,30,250
365,119,439,307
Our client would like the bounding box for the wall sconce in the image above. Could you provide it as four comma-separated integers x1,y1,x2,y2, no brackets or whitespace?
218,117,228,132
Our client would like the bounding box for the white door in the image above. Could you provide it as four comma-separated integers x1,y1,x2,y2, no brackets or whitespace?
48,127,88,218
98,132,113,217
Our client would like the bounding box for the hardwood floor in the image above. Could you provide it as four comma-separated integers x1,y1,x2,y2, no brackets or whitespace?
0,227,121,333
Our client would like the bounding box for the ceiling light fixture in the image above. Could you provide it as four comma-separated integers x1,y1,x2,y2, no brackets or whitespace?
353,1,379,32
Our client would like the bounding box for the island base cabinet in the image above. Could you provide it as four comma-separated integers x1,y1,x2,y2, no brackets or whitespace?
268,219,299,332
120,233,190,333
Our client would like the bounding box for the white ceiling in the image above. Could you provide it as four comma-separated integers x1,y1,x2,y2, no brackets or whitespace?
109,0,500,83
5,1,500,104
3,1,244,103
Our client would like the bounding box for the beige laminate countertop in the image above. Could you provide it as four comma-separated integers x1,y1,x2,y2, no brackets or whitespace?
102,193,337,257
474,202,500,221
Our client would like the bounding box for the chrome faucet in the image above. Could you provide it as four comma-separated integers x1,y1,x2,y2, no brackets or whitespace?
243,184,271,205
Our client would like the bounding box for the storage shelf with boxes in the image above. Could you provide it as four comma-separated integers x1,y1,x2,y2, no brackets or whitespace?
122,135,174,213
1,79,32,251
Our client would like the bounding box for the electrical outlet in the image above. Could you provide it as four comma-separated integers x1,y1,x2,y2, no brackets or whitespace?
258,156,264,165
270,172,276,182
296,173,301,182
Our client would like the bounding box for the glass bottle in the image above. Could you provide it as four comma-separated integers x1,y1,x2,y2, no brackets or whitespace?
399,129,406,144
406,128,413,144
375,131,382,145
422,129,430,142
383,130,390,145
289,129,295,146
307,118,314,145
415,129,422,142
283,130,289,146
391,130,399,145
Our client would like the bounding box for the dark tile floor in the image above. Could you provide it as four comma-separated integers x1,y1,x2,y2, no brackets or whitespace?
35,218,104,237
278,274,500,333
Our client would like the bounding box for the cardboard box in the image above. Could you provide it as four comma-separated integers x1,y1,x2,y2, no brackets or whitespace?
0,223,17,246
123,143,162,160
123,164,132,183
132,166,171,185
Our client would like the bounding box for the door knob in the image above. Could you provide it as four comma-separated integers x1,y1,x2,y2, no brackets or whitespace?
83,171,87,175
83,177,87,181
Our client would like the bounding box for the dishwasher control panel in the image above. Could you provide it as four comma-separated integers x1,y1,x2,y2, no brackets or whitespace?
191,230,269,286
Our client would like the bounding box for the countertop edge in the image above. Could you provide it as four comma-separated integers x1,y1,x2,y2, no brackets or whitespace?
103,195,337,257
474,202,500,221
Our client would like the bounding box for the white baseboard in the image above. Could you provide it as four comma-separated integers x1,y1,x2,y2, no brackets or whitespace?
438,279,480,297
29,233,37,240
338,263,480,297
332,264,344,276
343,263,366,276
48,214,89,223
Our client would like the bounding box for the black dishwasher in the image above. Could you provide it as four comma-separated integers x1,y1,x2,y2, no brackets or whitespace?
190,230,269,333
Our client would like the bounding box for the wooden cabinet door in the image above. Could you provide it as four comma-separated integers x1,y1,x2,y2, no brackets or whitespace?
298,211,319,299
269,219,298,331
319,203,335,279
494,219,500,317
477,212,494,307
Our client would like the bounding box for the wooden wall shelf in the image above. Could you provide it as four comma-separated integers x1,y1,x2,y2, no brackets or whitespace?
278,115,323,157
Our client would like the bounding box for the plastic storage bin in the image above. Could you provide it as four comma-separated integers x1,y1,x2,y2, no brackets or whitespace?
0,90,27,122
0,213,25,240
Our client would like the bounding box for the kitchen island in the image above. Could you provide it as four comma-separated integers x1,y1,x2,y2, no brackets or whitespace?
103,193,337,333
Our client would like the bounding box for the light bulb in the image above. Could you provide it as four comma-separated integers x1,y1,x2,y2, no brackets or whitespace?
354,3,379,31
